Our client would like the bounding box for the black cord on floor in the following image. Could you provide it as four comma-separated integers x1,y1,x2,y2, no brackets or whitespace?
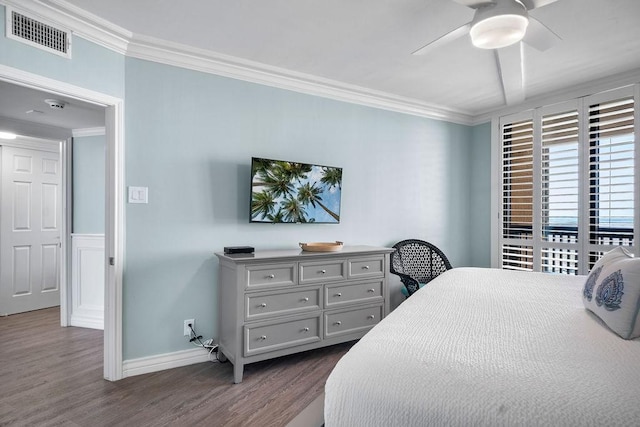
187,323,224,363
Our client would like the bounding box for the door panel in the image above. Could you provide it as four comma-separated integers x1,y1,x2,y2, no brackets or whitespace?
13,246,31,295
0,145,61,315
42,244,59,291
13,154,32,172
13,181,32,229
42,183,58,229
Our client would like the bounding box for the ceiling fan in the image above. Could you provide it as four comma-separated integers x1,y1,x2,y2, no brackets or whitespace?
413,0,561,55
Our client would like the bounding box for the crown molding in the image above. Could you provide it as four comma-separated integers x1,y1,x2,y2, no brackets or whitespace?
6,1,638,127
72,127,105,137
476,68,640,123
0,115,71,139
127,34,476,125
0,129,61,151
2,0,475,125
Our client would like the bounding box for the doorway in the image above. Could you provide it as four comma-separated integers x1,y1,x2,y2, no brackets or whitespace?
0,64,124,380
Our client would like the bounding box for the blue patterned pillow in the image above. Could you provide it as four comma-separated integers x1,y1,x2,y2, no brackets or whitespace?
582,247,640,339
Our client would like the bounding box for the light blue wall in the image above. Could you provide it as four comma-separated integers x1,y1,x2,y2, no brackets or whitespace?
123,58,480,358
73,135,105,233
470,122,492,267
0,4,493,361
0,7,124,98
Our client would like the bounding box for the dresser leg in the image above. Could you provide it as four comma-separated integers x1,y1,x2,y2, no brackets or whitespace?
233,362,244,384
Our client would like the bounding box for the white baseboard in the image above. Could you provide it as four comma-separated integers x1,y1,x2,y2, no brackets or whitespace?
70,310,104,329
122,347,211,378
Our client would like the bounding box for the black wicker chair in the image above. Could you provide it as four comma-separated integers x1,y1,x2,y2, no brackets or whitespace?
390,239,452,297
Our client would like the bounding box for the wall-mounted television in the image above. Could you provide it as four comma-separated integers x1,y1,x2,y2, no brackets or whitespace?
250,157,342,223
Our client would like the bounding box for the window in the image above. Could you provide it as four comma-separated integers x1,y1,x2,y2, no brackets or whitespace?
498,86,637,275
501,117,534,271
541,108,580,274
588,97,635,254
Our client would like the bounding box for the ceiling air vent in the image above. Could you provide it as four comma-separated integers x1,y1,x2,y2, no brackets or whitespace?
6,8,71,58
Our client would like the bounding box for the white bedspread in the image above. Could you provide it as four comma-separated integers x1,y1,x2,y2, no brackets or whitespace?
325,268,640,426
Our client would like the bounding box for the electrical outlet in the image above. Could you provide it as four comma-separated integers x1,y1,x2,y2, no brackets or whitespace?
184,319,195,337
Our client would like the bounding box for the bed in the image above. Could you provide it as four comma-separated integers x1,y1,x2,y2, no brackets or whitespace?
324,267,640,426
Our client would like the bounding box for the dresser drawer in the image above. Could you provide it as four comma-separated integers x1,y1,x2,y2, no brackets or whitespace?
325,305,383,338
245,287,321,321
246,263,296,289
299,260,345,284
244,315,321,356
348,256,385,279
325,280,383,308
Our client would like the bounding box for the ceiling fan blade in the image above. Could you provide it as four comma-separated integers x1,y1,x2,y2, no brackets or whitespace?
450,0,495,8
412,23,471,55
519,0,559,11
495,44,525,105
523,16,561,51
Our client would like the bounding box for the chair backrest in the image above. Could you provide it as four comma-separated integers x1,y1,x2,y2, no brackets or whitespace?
390,239,452,284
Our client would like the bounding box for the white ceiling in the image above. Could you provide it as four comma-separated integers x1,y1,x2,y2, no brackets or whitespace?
57,0,640,118
0,81,104,130
2,0,640,133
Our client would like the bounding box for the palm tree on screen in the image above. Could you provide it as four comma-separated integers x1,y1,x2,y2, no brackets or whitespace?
320,167,342,190
251,159,341,223
265,167,297,199
298,182,340,222
281,198,307,223
251,191,276,220
251,159,275,187
268,209,286,223
281,162,312,185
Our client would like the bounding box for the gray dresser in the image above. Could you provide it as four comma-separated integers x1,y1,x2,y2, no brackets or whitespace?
215,245,394,383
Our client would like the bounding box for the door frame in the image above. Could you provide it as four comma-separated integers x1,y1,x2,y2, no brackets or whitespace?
0,64,125,381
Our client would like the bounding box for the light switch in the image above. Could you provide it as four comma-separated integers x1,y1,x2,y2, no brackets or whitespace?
128,186,148,204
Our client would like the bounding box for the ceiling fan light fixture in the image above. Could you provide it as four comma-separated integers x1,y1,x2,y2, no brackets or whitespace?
470,0,529,49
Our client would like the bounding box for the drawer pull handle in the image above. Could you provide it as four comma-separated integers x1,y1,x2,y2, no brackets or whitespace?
260,303,267,308
363,265,370,270
334,321,342,326
302,327,310,332
367,288,375,293
335,292,342,297
260,335,267,340
302,297,309,302
367,315,376,320
267,274,275,279
320,269,326,274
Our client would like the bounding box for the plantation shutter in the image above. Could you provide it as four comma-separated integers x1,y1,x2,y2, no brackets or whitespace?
587,95,635,268
541,109,580,274
497,85,637,275
501,115,534,271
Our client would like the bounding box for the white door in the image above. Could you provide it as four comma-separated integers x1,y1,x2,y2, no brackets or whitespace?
0,144,61,315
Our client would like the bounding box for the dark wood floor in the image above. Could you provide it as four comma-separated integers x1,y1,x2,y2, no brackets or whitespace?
0,308,353,426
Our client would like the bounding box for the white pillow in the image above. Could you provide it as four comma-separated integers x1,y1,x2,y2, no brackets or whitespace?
583,247,640,339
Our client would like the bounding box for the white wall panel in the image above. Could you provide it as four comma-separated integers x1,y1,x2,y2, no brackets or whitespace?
71,234,104,329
